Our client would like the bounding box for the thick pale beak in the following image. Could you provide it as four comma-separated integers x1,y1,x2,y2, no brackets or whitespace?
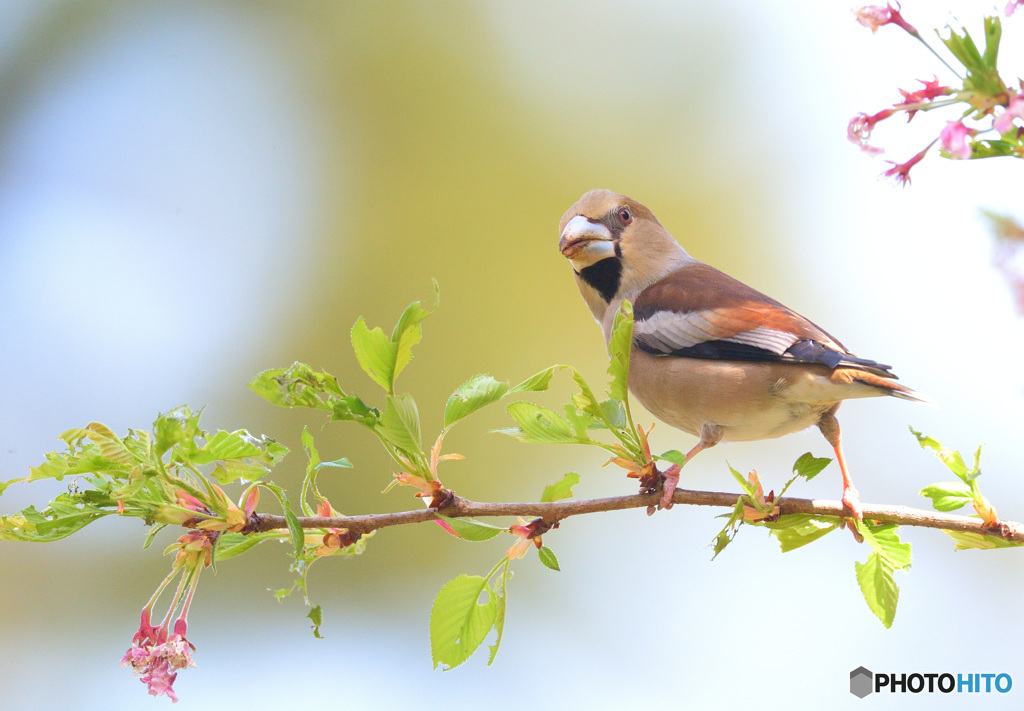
559,215,616,271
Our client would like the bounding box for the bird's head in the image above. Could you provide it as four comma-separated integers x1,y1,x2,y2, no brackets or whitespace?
559,189,691,328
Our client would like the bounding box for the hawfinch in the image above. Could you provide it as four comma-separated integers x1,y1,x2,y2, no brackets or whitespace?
558,189,924,519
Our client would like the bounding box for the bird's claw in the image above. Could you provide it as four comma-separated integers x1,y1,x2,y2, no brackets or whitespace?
842,485,863,521
658,464,680,510
637,463,680,513
843,519,865,543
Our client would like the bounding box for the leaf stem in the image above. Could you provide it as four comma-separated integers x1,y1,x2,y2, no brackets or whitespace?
915,32,963,80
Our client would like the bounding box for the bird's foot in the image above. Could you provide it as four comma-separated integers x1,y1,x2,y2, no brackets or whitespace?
841,484,863,522
843,519,865,543
637,463,680,514
657,463,681,512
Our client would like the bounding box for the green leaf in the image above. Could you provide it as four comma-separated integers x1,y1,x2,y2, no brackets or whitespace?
300,427,323,515
350,317,396,393
142,523,167,550
860,521,912,568
509,365,563,394
920,481,974,512
909,427,970,480
855,554,898,629
330,394,380,426
597,399,627,429
710,498,745,559
0,498,113,543
308,605,324,639
317,457,352,470
22,435,133,486
970,140,1019,159
982,15,1002,70
563,404,598,439
487,565,510,665
727,463,756,498
248,363,357,420
67,423,135,466
430,574,498,670
350,292,436,395
502,402,591,445
854,522,912,628
153,406,201,455
792,453,831,481
570,370,606,423
262,483,305,561
444,375,510,429
540,472,580,503
214,531,281,562
538,546,560,571
283,499,304,561
437,516,504,541
379,394,423,455
189,430,287,485
190,430,262,463
940,23,984,73
607,301,634,403
945,529,1024,551
391,295,435,385
656,450,687,467
766,514,840,552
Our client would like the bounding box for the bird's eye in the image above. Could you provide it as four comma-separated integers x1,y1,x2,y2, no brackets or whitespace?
618,207,632,225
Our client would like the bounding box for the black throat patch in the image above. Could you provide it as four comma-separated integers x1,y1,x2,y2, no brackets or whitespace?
578,256,622,303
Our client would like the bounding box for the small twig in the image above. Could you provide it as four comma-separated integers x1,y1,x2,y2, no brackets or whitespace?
251,487,1024,543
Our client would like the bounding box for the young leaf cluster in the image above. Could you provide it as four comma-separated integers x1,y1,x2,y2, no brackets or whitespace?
429,471,574,670
1,408,287,544
710,452,911,628
913,428,1022,551
248,288,582,663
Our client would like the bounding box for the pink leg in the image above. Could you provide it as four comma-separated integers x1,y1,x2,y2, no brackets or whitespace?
818,410,863,521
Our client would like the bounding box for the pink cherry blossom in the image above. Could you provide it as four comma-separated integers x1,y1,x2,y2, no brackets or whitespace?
853,3,917,34
1007,0,1023,17
847,109,894,155
140,663,179,702
123,626,195,702
853,5,890,32
123,532,212,701
939,120,972,159
994,94,1024,134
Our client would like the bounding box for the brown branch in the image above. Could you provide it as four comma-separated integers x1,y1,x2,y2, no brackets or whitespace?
251,487,1024,543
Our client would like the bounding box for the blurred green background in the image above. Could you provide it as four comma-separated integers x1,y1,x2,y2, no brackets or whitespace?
2,1,1023,708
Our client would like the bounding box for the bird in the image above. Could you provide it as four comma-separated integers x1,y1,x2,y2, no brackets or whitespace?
558,189,925,519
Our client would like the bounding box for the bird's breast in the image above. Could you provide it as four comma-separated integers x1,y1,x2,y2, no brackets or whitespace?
627,348,842,442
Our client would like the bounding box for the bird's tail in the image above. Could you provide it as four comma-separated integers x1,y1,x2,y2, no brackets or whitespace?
845,369,933,404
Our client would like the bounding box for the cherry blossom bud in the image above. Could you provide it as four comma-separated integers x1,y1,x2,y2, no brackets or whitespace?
882,142,933,185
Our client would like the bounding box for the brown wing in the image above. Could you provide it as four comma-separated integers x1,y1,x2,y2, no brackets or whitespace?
632,263,895,377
